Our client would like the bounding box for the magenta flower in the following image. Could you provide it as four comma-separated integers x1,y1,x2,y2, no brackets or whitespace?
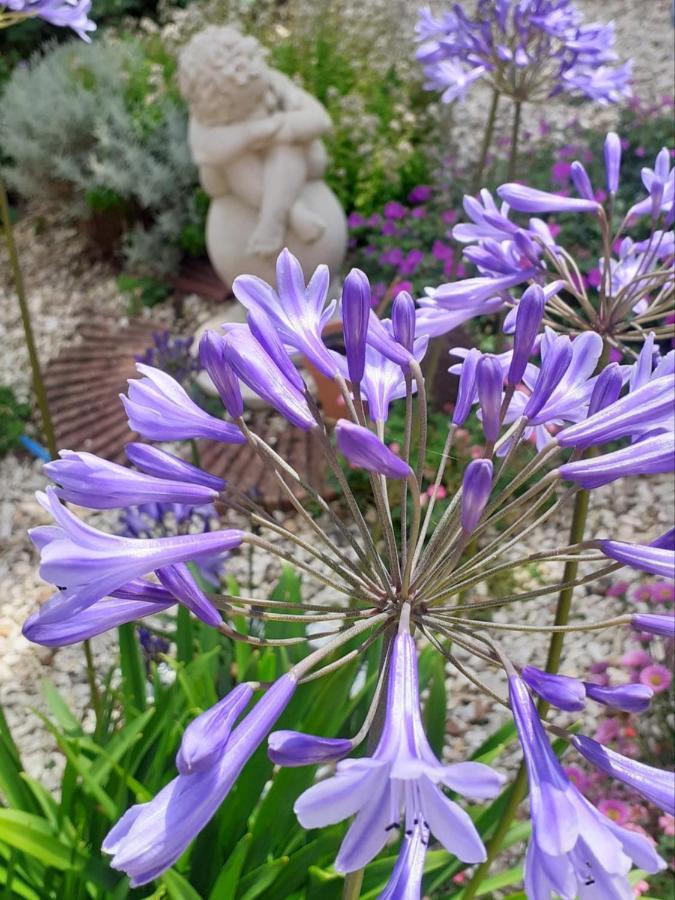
293,627,503,873
598,799,631,826
639,664,672,694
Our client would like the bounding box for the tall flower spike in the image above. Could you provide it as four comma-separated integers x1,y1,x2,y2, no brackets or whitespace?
341,268,371,386
294,625,503,874
199,330,244,418
44,451,218,509
30,488,243,623
335,420,412,479
510,675,666,897
122,364,245,444
103,675,296,886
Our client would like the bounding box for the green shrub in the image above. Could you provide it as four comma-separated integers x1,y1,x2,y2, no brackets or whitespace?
0,386,31,456
0,36,200,277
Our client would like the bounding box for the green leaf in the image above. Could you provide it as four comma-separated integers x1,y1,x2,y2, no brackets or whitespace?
236,857,289,900
207,832,251,900
470,719,517,764
0,810,85,870
268,827,343,898
118,623,147,713
41,681,82,736
0,863,41,900
176,604,194,665
0,727,37,813
88,707,154,783
162,868,204,899
454,865,523,897
423,652,447,757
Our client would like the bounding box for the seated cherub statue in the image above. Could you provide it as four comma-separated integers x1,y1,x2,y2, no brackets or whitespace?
179,26,332,257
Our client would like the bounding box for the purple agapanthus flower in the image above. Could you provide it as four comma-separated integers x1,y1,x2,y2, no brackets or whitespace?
416,1,631,106
335,420,412,479
600,529,675,578
2,0,96,40
559,432,675,488
232,249,338,378
103,675,296,886
44,450,219,509
22,579,175,647
510,675,666,897
122,365,245,444
30,488,243,623
293,624,504,873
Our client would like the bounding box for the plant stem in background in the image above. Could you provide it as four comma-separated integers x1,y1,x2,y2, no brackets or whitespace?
507,99,522,181
0,178,57,458
471,87,500,194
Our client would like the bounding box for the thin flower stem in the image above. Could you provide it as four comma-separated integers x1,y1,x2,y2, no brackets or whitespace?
297,621,388,684
0,177,57,457
471,86,500,194
410,360,428,485
243,534,364,598
400,372,414,572
506,99,522,181
293,613,390,679
207,591,369,613
401,474,421,599
411,424,455,571
439,613,631,634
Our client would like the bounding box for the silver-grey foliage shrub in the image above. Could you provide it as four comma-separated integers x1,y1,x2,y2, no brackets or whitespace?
1,38,199,276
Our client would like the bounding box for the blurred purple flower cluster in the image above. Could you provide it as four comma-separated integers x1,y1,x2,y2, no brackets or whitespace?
135,330,201,387
416,0,631,105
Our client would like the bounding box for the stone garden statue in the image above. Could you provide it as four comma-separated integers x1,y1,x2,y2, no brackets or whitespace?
178,25,347,288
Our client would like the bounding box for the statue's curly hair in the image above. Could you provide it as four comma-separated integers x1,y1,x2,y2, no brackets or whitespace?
178,26,270,125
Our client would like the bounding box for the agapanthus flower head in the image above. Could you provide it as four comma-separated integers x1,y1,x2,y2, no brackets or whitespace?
21,245,675,896
416,1,631,106
445,135,674,355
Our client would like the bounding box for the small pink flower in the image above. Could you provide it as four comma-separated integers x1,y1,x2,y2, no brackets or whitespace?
426,485,447,501
432,239,453,261
598,798,630,825
470,445,483,459
639,664,672,693
410,207,427,219
609,347,623,363
632,584,653,603
633,880,650,896
454,428,469,443
441,209,458,225
621,650,652,668
595,718,621,743
634,147,646,158
658,813,675,836
564,765,591,792
650,582,674,604
383,201,407,220
606,581,629,597
390,281,413,297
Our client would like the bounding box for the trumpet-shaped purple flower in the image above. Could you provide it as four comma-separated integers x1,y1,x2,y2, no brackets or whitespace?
510,675,665,898
520,666,586,712
341,268,371,385
416,296,504,339
44,450,218,510
246,308,306,393
122,365,245,444
508,284,545,385
22,579,175,647
557,375,675,448
156,562,222,628
600,530,675,578
583,682,653,714
604,132,622,195
461,459,493,534
176,684,254,775
523,334,574,421
125,443,225,492
392,291,416,353
380,821,428,900
232,249,338,378
571,735,675,816
30,488,243,623
366,310,415,368
5,0,96,40
103,674,296,886
559,432,675,489
497,184,601,215
452,348,482,426
199,330,244,418
631,613,675,639
222,326,316,430
476,356,503,442
294,628,503,873
268,731,352,767
587,363,623,417
335,420,412,479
